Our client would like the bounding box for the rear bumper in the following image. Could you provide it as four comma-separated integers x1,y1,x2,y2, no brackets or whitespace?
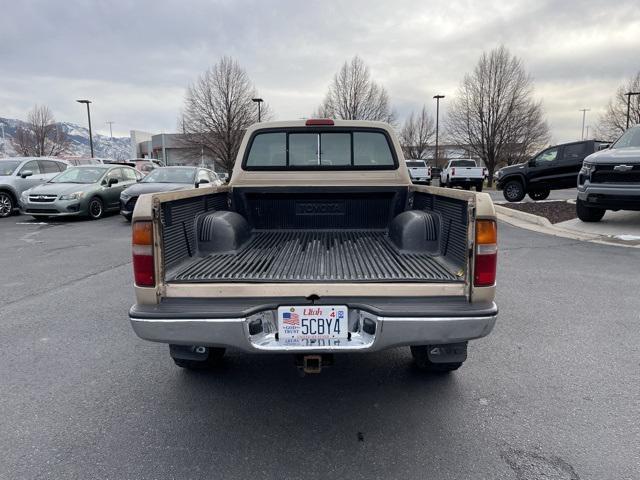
577,182,640,210
129,298,498,353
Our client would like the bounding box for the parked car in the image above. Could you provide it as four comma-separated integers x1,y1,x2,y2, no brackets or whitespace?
495,139,609,202
440,159,486,191
576,125,640,221
120,166,222,221
128,119,498,374
20,164,141,220
0,157,69,217
406,159,431,185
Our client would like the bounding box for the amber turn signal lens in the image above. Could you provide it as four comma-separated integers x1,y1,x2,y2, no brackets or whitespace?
475,220,497,245
132,221,153,245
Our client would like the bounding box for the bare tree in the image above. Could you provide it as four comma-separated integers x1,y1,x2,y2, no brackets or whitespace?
447,46,549,185
316,56,395,123
11,105,69,157
399,105,435,160
181,57,270,173
595,71,640,141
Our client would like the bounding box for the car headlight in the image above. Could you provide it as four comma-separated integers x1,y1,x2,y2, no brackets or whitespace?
579,162,595,176
59,192,85,200
495,170,503,178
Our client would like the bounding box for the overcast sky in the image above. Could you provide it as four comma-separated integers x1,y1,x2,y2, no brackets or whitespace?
1,0,638,143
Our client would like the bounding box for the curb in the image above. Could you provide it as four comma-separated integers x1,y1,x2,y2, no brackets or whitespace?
494,205,640,249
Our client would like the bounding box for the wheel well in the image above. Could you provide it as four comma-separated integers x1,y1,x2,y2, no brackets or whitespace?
0,188,17,203
502,176,526,188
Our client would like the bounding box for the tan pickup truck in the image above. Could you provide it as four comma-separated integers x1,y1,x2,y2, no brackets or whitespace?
129,119,498,374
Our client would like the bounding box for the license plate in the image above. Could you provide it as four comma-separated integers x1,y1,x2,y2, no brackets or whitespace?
277,306,348,344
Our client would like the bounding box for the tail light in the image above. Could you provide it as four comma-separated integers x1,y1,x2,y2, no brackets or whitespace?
452,167,456,176
428,167,432,176
474,219,497,287
483,167,488,177
132,221,155,287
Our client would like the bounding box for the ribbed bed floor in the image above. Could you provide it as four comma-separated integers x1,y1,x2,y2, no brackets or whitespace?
169,230,460,283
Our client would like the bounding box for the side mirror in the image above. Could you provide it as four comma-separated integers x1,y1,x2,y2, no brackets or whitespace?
108,178,119,187
196,179,210,188
528,158,536,167
20,170,33,179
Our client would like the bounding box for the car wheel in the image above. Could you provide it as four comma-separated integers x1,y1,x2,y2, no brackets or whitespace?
503,179,526,202
171,347,226,370
0,191,14,218
476,183,483,192
410,346,463,373
87,197,104,220
576,199,605,222
529,188,550,201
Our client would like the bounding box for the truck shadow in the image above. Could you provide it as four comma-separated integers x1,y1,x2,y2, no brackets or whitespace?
144,349,473,475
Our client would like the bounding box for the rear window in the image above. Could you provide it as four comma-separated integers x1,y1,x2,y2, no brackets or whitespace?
406,161,426,168
450,160,477,167
244,129,396,170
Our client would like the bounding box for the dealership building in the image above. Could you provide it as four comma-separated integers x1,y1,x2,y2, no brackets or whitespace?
130,131,224,172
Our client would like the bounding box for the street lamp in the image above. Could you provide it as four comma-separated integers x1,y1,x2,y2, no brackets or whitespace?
76,99,94,157
106,121,115,138
579,108,590,140
625,92,640,129
433,94,445,169
252,98,264,122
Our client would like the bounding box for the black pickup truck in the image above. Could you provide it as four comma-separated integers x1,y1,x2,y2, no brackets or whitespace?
495,140,609,202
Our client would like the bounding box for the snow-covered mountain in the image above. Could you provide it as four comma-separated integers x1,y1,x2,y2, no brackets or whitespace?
0,117,131,160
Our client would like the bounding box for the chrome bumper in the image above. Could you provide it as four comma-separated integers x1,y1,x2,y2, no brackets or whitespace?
130,305,497,353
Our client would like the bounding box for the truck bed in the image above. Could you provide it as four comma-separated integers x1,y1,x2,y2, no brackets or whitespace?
168,229,460,283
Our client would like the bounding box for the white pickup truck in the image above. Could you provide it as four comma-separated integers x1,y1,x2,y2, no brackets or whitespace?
406,159,431,185
441,159,487,191
128,120,498,374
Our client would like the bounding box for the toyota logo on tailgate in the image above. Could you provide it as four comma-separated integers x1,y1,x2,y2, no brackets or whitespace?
613,164,633,172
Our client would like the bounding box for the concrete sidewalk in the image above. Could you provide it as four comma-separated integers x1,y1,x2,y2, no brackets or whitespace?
556,210,640,241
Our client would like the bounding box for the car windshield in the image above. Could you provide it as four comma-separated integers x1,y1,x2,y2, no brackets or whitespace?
450,160,477,167
406,161,426,168
142,168,196,183
0,160,21,176
611,126,640,149
50,167,105,184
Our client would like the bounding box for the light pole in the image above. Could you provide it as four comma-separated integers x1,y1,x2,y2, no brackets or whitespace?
433,94,445,169
106,121,114,138
76,99,94,157
0,123,5,156
252,98,264,122
625,92,640,129
579,108,590,140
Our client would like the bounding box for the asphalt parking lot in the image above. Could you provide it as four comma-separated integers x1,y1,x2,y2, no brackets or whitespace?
1,213,639,479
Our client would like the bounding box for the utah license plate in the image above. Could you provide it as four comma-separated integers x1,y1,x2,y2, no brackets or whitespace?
277,306,348,344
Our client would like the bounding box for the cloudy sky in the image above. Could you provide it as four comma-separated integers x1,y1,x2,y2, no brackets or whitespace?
1,0,638,143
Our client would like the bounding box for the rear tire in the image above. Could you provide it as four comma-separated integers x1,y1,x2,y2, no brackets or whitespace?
0,191,15,218
576,199,605,222
410,346,463,373
476,183,483,192
529,188,550,201
503,179,526,202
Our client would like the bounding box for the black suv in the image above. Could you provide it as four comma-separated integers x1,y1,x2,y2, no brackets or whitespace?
495,140,609,202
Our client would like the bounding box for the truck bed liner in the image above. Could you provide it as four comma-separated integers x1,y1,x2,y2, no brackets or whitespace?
168,230,460,283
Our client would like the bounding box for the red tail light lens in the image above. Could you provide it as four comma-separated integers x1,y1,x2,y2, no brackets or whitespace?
452,167,456,176
474,220,497,287
305,119,334,126
132,221,155,287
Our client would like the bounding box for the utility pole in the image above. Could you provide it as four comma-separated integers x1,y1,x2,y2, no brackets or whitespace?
106,121,114,138
252,98,264,122
579,109,590,140
585,125,590,139
625,92,640,129
0,123,4,157
433,94,445,169
76,99,94,157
